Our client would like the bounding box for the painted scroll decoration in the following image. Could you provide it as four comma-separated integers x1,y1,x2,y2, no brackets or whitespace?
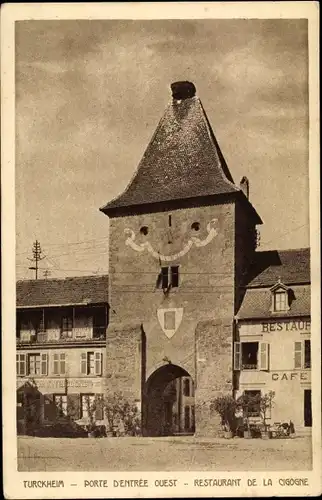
124,218,218,262
157,308,183,339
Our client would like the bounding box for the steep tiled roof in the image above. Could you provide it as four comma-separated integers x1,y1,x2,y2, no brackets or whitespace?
238,285,310,320
17,275,109,308
247,248,310,287
100,82,240,214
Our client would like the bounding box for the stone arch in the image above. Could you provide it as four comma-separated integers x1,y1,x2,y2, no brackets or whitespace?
142,364,195,437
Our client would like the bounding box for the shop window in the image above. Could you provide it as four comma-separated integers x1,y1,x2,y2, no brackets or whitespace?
54,394,67,417
243,390,261,417
80,351,102,376
53,353,66,375
61,316,73,338
234,342,269,371
160,266,179,289
81,394,95,419
294,340,311,369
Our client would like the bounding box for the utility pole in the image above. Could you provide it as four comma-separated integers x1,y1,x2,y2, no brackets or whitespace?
43,269,51,279
28,240,46,279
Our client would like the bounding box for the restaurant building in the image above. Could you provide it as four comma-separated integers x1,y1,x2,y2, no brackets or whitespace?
235,248,311,434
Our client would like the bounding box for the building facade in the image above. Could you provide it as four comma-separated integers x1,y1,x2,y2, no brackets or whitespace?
235,249,311,433
16,276,109,435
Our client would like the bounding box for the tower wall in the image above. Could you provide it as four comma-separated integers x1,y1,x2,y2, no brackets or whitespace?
106,201,239,435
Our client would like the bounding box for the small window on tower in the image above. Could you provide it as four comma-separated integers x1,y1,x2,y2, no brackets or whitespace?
191,222,200,231
140,226,149,236
171,266,179,287
161,267,169,289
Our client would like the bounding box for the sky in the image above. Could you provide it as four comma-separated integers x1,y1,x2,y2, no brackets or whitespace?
15,19,309,280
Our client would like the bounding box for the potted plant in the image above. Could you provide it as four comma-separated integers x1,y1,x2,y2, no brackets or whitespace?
210,395,237,438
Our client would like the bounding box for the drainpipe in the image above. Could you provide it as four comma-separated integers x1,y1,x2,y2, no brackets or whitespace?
233,315,239,398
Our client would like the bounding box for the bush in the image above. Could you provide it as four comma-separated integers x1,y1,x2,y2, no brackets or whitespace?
210,395,237,433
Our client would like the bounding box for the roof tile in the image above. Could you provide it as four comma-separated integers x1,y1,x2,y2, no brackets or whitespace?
17,275,109,308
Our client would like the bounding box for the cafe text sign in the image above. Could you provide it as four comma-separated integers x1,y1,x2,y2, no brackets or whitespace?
271,371,310,381
261,320,310,333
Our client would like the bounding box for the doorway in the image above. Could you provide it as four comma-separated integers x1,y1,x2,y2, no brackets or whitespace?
304,389,312,427
143,364,195,436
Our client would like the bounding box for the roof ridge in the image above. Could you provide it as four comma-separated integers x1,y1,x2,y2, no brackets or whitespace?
17,274,109,284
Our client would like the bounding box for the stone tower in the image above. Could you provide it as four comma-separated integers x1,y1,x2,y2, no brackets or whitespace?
100,81,262,436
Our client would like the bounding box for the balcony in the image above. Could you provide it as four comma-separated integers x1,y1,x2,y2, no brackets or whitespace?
16,327,107,345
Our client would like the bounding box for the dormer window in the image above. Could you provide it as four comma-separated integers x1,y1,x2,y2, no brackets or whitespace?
270,280,290,313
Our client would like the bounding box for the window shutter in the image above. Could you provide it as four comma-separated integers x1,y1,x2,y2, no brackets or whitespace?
94,352,102,376
95,395,104,420
171,266,179,287
41,353,48,375
80,352,87,375
294,341,303,369
233,342,241,370
259,342,269,371
53,354,59,375
60,353,66,375
161,267,169,288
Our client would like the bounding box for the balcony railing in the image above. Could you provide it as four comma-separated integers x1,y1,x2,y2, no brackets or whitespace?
16,327,107,344
241,363,258,370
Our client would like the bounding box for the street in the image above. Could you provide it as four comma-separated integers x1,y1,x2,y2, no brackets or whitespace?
17,435,312,472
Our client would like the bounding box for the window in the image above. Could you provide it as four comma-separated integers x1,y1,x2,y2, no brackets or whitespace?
243,390,261,417
61,316,73,338
191,222,200,231
28,353,48,375
28,354,41,375
183,378,190,397
160,266,179,289
80,351,102,376
16,353,26,376
274,290,288,311
270,281,290,313
81,394,95,419
294,340,311,369
54,394,67,417
234,342,269,371
53,353,66,375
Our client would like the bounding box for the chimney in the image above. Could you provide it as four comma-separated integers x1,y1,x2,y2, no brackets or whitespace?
171,81,196,100
240,176,250,199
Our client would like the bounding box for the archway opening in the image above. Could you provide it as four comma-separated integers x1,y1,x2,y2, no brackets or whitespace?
143,364,195,437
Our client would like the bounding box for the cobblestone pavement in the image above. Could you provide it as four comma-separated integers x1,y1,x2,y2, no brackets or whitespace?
17,435,312,472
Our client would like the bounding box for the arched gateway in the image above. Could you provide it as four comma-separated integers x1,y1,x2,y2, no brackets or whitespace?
143,364,195,437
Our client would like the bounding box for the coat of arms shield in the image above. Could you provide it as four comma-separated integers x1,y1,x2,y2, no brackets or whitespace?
157,307,183,339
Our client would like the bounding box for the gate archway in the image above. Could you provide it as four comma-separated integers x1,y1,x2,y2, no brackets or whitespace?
143,364,195,437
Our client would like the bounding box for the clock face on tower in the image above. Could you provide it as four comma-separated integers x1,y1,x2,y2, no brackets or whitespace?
124,217,218,263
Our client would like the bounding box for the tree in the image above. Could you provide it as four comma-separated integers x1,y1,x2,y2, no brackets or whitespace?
103,392,141,436
210,394,237,433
